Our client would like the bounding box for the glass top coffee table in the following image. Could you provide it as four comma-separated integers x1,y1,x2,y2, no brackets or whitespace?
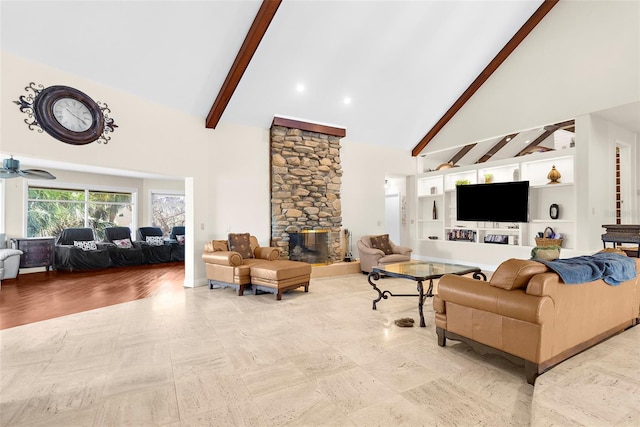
368,261,487,327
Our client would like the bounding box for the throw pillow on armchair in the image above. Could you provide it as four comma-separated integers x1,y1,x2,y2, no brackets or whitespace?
228,233,254,259
369,234,394,255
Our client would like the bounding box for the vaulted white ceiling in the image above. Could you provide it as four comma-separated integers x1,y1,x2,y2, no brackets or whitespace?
2,1,545,155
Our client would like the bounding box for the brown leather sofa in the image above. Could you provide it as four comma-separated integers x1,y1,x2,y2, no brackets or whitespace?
433,258,640,384
202,235,281,295
202,234,311,299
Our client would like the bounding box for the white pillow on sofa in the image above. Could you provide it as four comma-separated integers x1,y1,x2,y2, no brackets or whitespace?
146,236,164,246
74,240,97,251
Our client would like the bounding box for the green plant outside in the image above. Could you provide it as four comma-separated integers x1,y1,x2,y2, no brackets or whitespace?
27,187,133,240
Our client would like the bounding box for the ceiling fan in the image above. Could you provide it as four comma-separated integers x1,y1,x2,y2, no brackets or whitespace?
0,156,56,180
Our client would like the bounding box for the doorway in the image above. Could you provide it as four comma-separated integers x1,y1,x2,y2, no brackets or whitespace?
384,175,408,246
385,193,400,244
616,141,637,224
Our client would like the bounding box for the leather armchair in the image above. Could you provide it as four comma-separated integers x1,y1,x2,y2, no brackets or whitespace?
434,257,640,384
357,234,412,273
137,227,172,264
168,226,185,261
202,234,280,294
103,227,146,266
55,228,111,271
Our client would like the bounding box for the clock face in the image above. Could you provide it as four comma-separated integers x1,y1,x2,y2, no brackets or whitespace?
31,85,105,145
52,98,93,132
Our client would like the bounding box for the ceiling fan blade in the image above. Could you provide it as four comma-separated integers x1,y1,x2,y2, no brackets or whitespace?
20,169,57,180
0,168,21,179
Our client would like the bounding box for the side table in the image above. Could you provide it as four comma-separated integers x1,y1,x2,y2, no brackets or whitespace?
601,224,640,257
10,237,56,271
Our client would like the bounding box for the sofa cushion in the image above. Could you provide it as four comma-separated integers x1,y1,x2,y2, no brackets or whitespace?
250,260,312,281
370,234,393,255
229,233,254,259
74,240,97,251
176,235,185,245
490,258,548,290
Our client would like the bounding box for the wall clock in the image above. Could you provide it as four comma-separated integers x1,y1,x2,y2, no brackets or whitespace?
14,82,117,145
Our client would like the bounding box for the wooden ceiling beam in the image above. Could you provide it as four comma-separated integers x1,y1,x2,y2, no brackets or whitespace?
516,130,554,156
476,133,518,163
544,119,576,132
516,119,574,156
205,0,282,129
411,0,559,157
448,144,477,165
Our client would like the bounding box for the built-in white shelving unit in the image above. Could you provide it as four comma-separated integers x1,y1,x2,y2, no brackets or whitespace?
416,148,576,250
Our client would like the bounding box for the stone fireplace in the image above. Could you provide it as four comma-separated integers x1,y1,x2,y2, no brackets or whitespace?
270,117,346,263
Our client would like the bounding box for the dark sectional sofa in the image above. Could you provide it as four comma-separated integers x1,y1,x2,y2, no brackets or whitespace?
54,226,184,271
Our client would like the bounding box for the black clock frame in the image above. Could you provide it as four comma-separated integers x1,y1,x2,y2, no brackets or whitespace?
33,86,105,145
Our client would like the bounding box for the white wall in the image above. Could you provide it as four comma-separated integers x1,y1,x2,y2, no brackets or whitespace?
340,140,415,258
575,114,639,251
424,0,640,152
410,0,640,266
1,52,418,283
1,52,215,286
5,0,637,274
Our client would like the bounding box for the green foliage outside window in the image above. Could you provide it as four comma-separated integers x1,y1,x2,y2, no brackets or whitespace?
27,186,134,240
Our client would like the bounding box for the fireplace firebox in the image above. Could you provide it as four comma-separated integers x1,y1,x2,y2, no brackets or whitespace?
288,230,329,265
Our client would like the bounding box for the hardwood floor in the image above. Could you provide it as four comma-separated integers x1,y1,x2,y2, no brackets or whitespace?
0,262,185,330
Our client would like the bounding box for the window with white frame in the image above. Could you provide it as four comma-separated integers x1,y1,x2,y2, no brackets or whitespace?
150,191,185,236
27,184,137,240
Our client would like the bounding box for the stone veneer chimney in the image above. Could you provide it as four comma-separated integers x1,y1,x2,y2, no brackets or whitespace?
269,117,346,263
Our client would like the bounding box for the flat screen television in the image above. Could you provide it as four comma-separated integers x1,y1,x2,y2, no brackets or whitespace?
456,181,529,223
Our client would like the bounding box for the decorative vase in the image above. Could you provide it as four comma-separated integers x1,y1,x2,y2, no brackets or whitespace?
547,165,561,184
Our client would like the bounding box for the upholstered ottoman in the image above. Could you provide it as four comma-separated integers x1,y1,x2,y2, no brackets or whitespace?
250,260,311,300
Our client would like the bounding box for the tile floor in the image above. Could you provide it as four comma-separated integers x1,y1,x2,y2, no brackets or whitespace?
1,274,639,426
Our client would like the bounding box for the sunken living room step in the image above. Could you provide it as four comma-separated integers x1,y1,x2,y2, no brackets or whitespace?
250,260,311,300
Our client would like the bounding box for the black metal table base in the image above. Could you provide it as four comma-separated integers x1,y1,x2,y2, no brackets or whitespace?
368,272,434,327
368,269,486,328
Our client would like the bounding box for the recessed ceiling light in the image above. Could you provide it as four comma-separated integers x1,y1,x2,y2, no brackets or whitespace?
343,97,351,105
296,84,305,93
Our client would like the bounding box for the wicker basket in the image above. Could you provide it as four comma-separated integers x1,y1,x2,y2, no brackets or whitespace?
535,227,563,247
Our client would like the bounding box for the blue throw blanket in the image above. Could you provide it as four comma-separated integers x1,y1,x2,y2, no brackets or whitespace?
537,252,637,286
